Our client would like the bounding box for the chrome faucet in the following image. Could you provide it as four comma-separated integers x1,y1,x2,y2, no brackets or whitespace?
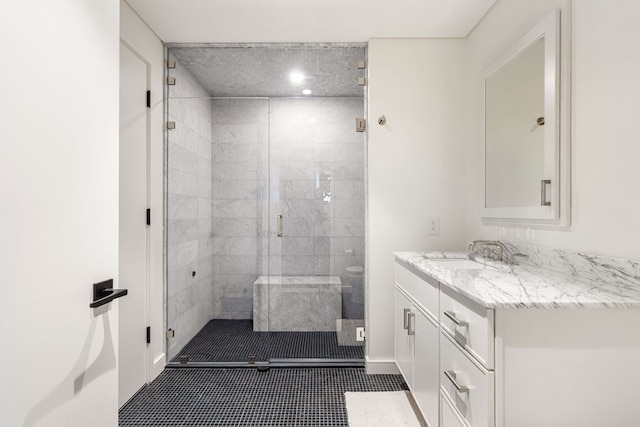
468,240,526,264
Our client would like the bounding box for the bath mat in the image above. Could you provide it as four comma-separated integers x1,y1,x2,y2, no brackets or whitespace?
345,391,424,426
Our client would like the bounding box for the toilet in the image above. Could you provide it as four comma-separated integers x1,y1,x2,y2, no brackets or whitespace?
345,265,364,304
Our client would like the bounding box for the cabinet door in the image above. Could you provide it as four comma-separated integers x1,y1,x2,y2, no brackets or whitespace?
395,288,414,388
413,309,439,426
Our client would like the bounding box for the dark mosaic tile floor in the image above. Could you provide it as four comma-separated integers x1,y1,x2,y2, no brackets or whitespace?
171,320,364,363
119,368,408,426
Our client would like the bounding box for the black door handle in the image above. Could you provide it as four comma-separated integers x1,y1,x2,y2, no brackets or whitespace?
90,279,128,308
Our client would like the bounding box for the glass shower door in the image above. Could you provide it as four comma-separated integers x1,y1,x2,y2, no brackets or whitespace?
165,90,272,365
267,96,366,363
164,44,367,367
165,93,218,364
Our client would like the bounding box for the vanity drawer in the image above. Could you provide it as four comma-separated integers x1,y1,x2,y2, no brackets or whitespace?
440,285,494,369
441,391,468,427
395,261,439,321
440,332,494,427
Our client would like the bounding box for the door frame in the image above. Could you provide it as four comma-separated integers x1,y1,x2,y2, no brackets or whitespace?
119,0,167,396
119,39,152,404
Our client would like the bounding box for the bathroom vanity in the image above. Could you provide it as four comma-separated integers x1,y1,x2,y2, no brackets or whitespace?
393,249,640,427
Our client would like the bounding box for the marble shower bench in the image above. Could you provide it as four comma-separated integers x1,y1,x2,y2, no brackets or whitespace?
252,276,342,332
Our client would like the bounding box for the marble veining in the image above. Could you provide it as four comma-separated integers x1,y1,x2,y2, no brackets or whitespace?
394,247,640,309
253,276,342,331
254,276,342,286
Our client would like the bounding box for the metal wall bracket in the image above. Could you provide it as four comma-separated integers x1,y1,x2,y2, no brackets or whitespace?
357,60,366,69
167,76,176,85
167,121,176,130
166,329,175,338
358,77,367,86
356,118,366,132
167,59,176,69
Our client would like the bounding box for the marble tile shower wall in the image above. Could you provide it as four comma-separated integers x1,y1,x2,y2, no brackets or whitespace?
268,98,365,280
166,55,214,358
211,99,269,319
210,97,365,319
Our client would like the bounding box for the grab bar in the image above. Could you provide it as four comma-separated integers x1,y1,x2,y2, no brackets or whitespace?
90,279,128,308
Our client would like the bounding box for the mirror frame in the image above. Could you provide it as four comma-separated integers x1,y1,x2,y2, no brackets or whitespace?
481,9,571,228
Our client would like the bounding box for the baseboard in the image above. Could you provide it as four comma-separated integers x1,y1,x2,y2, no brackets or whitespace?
151,353,166,381
365,356,400,375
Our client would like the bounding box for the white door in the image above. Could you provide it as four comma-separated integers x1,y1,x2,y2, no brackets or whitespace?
394,289,414,388
1,1,120,425
413,309,439,426
119,42,150,407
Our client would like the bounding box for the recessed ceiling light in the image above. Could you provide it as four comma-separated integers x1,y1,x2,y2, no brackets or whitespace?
289,71,305,84
302,89,312,95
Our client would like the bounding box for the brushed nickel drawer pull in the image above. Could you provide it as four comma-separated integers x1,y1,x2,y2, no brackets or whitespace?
444,310,469,327
444,370,469,393
403,308,411,330
407,312,416,336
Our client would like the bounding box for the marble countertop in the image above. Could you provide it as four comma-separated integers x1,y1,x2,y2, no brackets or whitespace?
394,251,640,309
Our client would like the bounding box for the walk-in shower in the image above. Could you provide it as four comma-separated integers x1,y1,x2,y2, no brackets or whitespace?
165,44,367,366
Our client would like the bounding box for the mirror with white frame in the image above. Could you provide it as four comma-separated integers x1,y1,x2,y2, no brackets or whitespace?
482,10,570,227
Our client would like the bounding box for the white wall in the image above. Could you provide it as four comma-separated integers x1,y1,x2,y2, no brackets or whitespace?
120,0,166,381
0,0,120,426
366,39,468,372
465,0,640,262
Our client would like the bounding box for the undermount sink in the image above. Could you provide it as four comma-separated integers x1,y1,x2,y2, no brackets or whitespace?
427,258,496,270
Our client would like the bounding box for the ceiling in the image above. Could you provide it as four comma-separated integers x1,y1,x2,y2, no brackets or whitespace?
126,0,497,43
169,44,366,97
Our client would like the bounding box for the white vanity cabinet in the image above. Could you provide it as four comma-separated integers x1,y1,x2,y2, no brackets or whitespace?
395,260,492,427
394,262,440,427
394,255,640,427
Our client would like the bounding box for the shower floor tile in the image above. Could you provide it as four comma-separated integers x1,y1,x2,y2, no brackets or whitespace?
119,368,408,426
170,319,364,363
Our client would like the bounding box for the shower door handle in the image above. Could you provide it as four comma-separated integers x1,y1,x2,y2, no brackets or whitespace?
277,214,284,237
